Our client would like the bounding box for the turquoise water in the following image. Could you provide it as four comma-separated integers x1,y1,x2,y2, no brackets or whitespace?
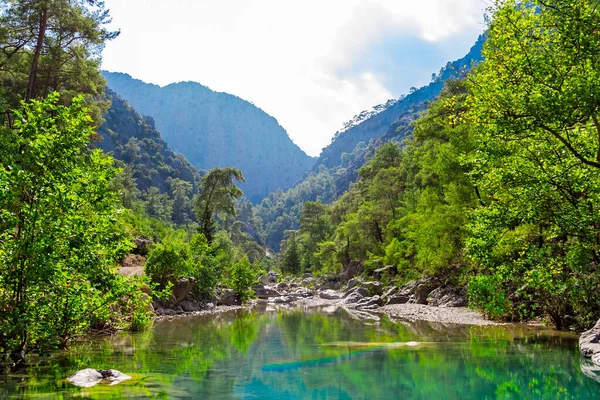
1,305,599,399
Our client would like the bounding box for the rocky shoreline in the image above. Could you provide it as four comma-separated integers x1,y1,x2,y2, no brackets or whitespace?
150,271,495,326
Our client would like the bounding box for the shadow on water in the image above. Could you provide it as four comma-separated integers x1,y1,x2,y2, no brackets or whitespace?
1,306,599,399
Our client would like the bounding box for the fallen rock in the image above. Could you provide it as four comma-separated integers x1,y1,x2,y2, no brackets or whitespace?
68,369,131,388
319,290,343,300
373,265,398,280
386,295,410,305
580,319,600,360
276,281,289,291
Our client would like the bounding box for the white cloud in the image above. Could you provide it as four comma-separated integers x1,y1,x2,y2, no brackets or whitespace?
101,0,485,156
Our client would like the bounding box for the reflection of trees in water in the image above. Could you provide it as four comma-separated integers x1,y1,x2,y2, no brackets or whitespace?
3,307,600,398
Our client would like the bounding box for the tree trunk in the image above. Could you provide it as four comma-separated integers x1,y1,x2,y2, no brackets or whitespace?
26,7,48,102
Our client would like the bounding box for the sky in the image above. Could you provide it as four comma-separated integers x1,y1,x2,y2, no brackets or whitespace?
101,0,487,157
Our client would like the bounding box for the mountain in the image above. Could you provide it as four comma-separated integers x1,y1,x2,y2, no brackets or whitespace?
255,34,486,250
98,89,201,193
316,34,486,175
102,72,316,203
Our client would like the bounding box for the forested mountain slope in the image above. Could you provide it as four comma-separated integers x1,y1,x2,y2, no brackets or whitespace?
98,90,200,193
102,72,315,203
255,35,485,250
316,34,485,182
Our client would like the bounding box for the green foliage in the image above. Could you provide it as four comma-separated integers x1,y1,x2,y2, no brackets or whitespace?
468,275,511,321
0,0,119,123
194,167,245,244
230,256,256,302
0,94,147,360
144,242,190,288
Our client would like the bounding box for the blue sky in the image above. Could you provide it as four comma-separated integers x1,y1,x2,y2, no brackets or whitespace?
101,0,487,157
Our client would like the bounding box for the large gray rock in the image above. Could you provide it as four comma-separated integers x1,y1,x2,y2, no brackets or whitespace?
67,369,131,388
343,286,369,299
253,284,282,299
361,281,383,296
386,295,410,305
171,278,195,303
179,299,202,312
268,271,279,282
414,283,433,305
398,280,418,297
319,289,343,300
373,265,398,280
357,295,384,308
427,287,468,307
133,236,152,256
345,278,362,291
342,292,364,305
339,260,364,283
217,289,240,306
580,320,600,360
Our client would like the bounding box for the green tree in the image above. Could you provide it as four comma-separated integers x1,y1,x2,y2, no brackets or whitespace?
0,94,140,361
0,0,119,122
194,167,244,244
466,0,600,327
281,231,301,275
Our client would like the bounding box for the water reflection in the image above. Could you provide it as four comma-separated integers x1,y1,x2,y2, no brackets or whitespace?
1,306,599,399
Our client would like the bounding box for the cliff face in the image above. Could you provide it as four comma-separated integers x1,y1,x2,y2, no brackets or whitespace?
103,72,315,203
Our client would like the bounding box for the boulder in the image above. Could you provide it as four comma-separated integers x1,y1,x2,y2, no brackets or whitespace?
217,289,239,306
386,295,410,305
171,278,195,303
259,275,271,285
580,319,600,360
319,290,343,300
383,286,398,298
67,369,131,388
179,299,202,312
303,272,313,279
133,236,152,256
427,287,468,308
357,295,383,308
397,280,418,297
373,265,398,280
301,277,314,286
339,260,364,283
268,271,279,283
361,281,383,296
343,286,369,298
276,281,289,291
253,284,282,299
293,287,313,298
346,278,362,291
342,292,364,305
271,296,295,304
414,283,432,305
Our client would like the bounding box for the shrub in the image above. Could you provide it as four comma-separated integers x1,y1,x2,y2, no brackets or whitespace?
230,257,256,302
145,242,190,287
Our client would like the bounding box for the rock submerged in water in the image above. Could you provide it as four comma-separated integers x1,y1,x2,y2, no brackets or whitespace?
67,368,131,388
580,319,600,363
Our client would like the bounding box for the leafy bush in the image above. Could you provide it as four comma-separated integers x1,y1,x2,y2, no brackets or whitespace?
230,257,256,302
468,274,511,321
145,242,190,287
